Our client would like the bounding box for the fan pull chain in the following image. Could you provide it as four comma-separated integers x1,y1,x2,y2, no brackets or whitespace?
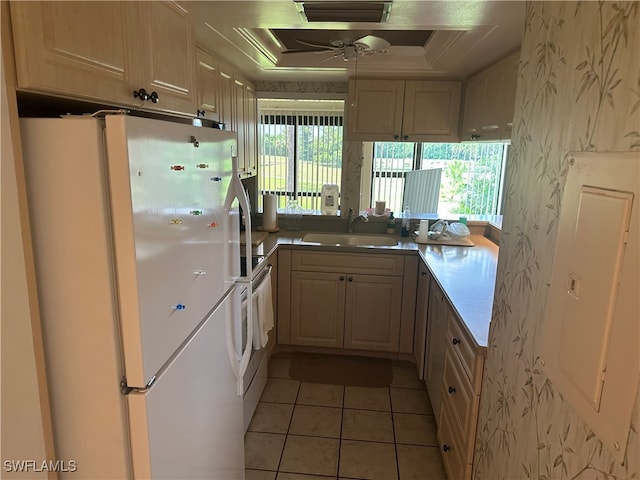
351,54,358,107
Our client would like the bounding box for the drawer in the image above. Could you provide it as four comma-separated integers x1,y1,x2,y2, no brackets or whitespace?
447,312,484,393
442,347,479,462
438,401,472,480
291,250,404,276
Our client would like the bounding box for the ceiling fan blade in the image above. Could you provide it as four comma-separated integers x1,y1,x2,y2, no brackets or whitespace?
320,52,343,62
281,48,332,54
386,46,426,56
296,38,341,50
353,35,391,51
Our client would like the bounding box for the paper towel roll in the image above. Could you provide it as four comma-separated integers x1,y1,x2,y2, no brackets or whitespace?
262,194,278,231
418,220,430,241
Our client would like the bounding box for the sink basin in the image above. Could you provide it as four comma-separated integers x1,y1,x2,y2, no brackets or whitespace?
301,233,398,247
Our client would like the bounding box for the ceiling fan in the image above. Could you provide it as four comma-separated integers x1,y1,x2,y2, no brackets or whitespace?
281,35,392,61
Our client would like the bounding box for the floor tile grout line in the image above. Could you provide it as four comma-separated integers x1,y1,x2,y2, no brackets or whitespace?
335,384,345,480
274,379,301,475
389,385,401,480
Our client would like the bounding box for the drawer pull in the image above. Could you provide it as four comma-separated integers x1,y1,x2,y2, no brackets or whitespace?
448,386,456,394
442,444,451,452
452,337,461,345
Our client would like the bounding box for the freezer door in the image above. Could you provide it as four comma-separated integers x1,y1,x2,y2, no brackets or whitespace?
105,116,239,386
127,287,244,479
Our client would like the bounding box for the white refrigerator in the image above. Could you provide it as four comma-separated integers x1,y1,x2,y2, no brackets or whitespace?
19,114,253,479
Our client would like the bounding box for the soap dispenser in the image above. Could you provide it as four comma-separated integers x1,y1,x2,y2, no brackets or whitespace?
386,212,395,234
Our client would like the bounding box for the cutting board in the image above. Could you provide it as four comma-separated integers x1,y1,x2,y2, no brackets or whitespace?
240,231,269,246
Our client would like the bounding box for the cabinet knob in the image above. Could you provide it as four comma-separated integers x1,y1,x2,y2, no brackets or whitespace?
394,134,400,140
452,337,461,345
421,271,428,276
348,277,353,282
148,91,159,104
442,444,451,452
448,386,456,394
403,135,409,140
197,109,206,117
133,88,149,101
470,134,480,141
339,276,345,281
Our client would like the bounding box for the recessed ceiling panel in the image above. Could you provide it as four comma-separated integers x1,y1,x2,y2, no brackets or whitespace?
272,29,433,50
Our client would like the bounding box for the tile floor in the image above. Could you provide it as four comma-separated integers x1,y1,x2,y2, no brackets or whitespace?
244,353,447,480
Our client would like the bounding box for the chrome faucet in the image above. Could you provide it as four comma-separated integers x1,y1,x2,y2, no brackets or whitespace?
347,208,369,233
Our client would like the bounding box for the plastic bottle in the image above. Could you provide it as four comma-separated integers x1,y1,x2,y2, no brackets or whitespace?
401,205,411,237
285,199,302,231
320,184,339,216
386,212,395,234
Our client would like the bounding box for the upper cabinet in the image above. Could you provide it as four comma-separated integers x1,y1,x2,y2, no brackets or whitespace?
195,48,220,121
346,79,461,142
10,1,258,177
10,1,196,116
135,2,196,115
461,50,520,141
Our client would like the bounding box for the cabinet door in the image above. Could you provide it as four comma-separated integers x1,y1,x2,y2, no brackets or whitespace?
346,79,405,141
344,274,403,352
413,266,430,378
244,84,258,176
10,1,138,106
402,81,461,142
425,280,448,422
438,401,472,480
136,1,196,115
218,67,234,130
498,51,520,141
461,73,488,139
290,271,345,348
195,48,220,121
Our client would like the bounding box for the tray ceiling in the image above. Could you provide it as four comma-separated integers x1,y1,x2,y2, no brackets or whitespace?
185,1,525,82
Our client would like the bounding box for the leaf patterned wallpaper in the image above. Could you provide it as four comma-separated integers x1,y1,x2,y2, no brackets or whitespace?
475,2,639,480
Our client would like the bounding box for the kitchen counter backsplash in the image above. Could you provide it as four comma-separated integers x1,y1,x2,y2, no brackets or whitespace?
254,211,502,240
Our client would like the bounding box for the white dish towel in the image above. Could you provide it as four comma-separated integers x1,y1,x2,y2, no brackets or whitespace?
252,272,274,349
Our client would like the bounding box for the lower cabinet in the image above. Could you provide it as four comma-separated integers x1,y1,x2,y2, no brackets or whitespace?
344,274,403,351
290,271,345,348
437,302,485,480
425,277,449,422
278,249,415,354
421,264,486,480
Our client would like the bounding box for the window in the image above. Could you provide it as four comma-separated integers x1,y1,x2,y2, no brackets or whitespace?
258,99,344,212
365,142,508,216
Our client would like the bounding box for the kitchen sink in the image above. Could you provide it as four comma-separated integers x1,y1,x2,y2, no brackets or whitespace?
301,233,398,247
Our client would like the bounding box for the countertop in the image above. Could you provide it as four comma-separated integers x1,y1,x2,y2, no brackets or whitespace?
249,230,498,349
